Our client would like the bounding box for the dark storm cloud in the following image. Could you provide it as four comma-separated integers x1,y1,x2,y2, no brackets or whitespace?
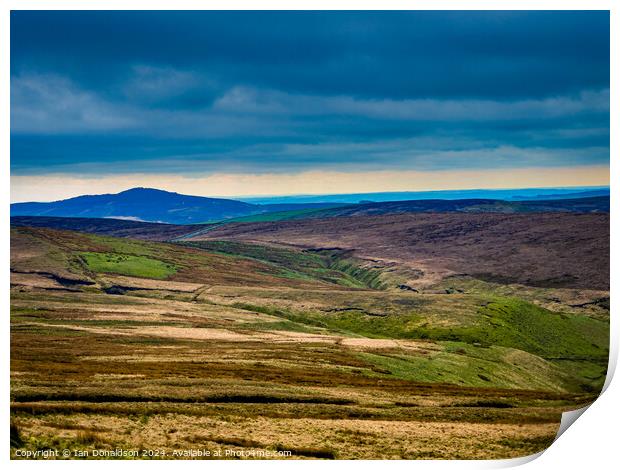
10,10,610,175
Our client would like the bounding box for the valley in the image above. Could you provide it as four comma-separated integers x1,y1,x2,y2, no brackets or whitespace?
10,209,609,459
9,8,611,462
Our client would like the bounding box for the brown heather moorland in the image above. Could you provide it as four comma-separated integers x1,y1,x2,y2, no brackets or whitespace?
9,212,609,459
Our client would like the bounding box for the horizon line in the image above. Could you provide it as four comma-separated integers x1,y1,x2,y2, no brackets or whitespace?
10,165,610,203
236,184,610,201
10,184,610,205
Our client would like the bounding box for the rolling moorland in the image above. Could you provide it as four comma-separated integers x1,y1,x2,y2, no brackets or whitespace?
10,187,609,225
10,194,609,459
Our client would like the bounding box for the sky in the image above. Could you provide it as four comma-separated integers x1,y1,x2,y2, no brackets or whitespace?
10,11,610,202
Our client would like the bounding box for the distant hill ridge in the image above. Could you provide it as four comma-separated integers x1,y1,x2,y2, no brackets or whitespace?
10,187,342,225
11,187,609,225
304,196,610,219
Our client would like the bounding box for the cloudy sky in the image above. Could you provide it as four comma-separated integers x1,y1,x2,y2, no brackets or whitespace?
10,11,609,202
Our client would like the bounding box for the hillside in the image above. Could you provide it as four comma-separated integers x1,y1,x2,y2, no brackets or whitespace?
10,223,609,458
10,216,199,241
11,225,608,388
510,189,610,200
181,196,609,225
240,187,610,205
11,188,609,226
10,187,342,225
10,188,255,224
192,212,610,291
244,196,609,222
12,210,610,291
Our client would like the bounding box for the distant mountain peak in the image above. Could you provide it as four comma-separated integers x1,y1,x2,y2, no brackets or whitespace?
11,187,256,224
118,187,177,195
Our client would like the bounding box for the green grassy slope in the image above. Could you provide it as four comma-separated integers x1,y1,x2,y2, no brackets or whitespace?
229,295,608,393
79,252,177,279
179,240,389,289
11,227,332,289
11,226,609,395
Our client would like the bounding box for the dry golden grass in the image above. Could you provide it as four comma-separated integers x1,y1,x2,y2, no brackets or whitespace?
9,226,606,459
9,285,585,460
12,412,561,459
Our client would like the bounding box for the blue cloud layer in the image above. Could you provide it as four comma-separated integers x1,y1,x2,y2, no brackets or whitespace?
10,11,610,176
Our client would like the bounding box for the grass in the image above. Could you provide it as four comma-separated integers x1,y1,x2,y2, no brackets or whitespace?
75,430,104,445
274,443,337,459
13,226,364,290
236,320,325,334
10,406,563,459
187,434,263,448
232,296,602,349
303,309,422,338
432,276,610,320
413,299,609,359
79,252,177,279
10,226,609,459
10,421,23,448
358,342,578,392
549,359,608,393
228,297,607,394
255,297,608,360
179,240,389,289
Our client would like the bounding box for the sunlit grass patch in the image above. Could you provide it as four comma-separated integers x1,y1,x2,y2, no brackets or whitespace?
357,337,606,393
236,320,325,334
79,252,177,279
